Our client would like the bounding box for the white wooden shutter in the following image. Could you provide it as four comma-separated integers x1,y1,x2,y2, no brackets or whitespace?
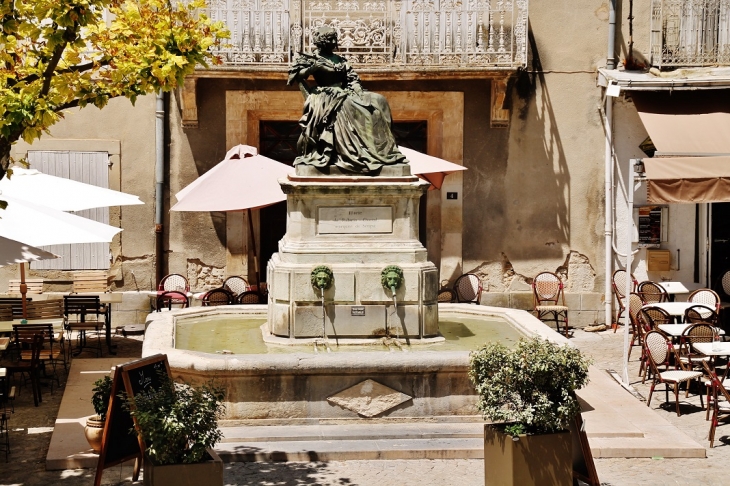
28,151,111,270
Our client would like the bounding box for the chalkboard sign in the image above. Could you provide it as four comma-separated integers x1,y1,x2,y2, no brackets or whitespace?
94,354,170,486
571,413,599,486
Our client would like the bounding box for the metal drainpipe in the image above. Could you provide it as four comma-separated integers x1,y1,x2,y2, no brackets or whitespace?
155,91,165,288
604,0,617,326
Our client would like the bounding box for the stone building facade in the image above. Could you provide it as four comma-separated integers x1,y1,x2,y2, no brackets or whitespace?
4,1,726,328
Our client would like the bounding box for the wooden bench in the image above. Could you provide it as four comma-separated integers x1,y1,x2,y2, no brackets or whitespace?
7,279,44,294
72,271,109,293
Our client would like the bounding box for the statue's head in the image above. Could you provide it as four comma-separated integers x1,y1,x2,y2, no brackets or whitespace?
310,265,334,291
312,26,338,50
381,265,404,292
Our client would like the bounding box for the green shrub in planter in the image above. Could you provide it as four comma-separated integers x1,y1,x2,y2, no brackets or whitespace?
124,374,225,465
92,375,113,421
469,337,591,436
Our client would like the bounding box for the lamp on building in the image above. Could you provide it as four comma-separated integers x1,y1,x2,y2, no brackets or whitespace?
634,160,645,176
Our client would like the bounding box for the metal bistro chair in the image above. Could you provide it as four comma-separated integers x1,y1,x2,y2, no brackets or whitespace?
644,330,703,417
637,281,669,305
64,295,106,358
532,272,569,336
222,276,250,298
453,273,483,304
7,333,43,407
703,360,730,447
12,324,63,392
156,291,190,311
202,288,234,306
612,269,638,332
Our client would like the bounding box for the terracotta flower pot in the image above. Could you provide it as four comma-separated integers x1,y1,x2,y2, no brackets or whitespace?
483,425,572,486
84,415,105,453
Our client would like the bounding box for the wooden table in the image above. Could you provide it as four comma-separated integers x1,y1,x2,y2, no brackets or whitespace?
0,318,65,334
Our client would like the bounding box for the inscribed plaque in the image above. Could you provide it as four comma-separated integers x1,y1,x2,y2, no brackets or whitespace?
318,207,393,234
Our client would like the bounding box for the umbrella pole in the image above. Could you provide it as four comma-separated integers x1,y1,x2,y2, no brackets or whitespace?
247,208,260,288
20,262,28,318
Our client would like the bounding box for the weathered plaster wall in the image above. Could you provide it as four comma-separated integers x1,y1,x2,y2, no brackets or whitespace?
2,96,157,292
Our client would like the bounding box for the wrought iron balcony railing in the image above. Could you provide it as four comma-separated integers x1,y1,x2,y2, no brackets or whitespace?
651,0,730,68
202,0,528,72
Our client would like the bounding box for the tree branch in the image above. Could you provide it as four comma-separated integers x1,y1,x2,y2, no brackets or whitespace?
20,60,105,87
41,23,80,96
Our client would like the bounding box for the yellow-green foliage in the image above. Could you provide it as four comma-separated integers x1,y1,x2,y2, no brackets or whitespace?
0,0,229,175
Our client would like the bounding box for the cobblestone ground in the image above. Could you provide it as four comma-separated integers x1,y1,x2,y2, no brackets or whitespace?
2,326,730,485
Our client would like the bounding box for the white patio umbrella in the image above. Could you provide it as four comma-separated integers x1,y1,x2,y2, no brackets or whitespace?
172,145,295,285
0,236,58,267
398,146,467,190
0,196,123,317
0,165,143,315
0,167,143,211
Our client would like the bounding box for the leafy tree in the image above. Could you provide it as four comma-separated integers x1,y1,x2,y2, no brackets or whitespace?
0,0,228,179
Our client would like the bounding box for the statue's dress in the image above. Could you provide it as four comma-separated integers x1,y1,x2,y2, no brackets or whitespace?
288,54,406,174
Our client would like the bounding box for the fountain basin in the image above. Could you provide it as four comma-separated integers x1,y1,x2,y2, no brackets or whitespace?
143,304,568,422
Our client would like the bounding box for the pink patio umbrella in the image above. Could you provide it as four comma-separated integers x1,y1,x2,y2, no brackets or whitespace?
171,145,295,286
398,146,467,190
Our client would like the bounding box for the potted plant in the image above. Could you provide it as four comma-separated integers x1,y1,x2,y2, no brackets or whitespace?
469,337,591,486
124,373,225,486
85,375,112,453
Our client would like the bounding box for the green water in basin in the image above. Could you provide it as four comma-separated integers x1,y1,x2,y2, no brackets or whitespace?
174,315,525,354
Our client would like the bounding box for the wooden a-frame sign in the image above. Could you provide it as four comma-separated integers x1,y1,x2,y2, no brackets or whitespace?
94,354,171,486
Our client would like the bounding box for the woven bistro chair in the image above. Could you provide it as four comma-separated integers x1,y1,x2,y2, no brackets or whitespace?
222,276,250,298
157,274,190,306
453,274,482,304
685,305,719,326
237,291,264,305
532,272,569,336
201,288,234,306
679,323,716,371
612,269,638,332
638,281,669,305
627,293,647,360
688,289,721,313
644,330,703,416
156,291,189,311
437,280,456,303
638,304,672,382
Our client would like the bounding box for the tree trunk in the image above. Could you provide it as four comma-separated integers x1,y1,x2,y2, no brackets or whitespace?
0,138,13,181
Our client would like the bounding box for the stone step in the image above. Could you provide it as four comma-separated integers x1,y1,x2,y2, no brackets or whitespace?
217,422,485,461
220,422,484,443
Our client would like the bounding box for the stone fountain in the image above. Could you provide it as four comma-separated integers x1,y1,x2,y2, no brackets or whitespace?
142,28,558,422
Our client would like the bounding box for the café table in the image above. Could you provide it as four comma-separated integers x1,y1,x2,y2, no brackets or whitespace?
658,282,690,302
694,342,730,380
643,302,712,323
657,323,725,338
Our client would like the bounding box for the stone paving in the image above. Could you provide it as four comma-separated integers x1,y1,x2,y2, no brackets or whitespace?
3,326,730,485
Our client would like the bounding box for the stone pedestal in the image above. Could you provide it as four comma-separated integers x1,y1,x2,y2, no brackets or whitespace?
267,164,439,340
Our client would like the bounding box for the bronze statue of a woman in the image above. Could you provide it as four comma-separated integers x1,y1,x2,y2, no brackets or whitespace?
287,26,407,175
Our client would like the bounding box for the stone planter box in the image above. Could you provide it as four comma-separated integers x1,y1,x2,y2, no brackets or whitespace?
143,448,223,486
483,425,572,486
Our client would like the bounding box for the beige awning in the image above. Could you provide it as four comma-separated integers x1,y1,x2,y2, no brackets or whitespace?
643,156,730,203
632,91,730,155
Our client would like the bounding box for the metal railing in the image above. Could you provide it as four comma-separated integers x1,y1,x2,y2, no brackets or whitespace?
201,0,528,71
651,0,730,67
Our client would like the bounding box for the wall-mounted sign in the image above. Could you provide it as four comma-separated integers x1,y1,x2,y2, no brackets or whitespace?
351,306,366,316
